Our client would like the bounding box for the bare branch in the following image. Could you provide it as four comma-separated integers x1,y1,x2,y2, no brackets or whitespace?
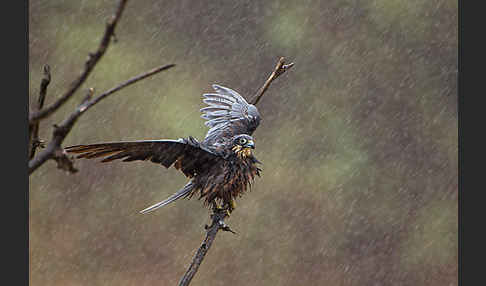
29,64,51,159
251,57,294,105
86,64,175,108
178,209,235,286
29,0,128,124
28,63,175,175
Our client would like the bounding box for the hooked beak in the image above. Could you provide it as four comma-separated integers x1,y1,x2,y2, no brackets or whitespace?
246,140,255,149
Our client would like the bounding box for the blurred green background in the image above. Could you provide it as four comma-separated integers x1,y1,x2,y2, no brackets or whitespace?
29,0,457,285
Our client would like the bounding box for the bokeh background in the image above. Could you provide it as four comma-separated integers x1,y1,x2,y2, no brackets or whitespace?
29,0,458,285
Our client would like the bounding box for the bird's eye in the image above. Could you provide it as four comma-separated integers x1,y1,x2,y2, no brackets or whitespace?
238,138,247,145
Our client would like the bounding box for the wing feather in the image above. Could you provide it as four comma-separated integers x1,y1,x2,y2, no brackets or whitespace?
200,84,261,143
65,138,221,178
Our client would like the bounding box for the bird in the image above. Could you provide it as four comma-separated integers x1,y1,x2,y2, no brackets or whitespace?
65,84,262,215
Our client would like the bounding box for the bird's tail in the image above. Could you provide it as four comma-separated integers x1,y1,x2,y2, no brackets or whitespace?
139,182,194,214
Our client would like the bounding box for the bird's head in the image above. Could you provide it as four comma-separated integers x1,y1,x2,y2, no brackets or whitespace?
231,134,255,158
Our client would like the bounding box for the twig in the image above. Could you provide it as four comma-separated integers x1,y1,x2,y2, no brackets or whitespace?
251,57,294,105
28,64,175,175
178,208,236,286
29,64,51,159
84,64,175,108
28,0,128,124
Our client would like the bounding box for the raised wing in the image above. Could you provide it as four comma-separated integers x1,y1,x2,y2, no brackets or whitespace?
201,84,261,144
65,137,221,178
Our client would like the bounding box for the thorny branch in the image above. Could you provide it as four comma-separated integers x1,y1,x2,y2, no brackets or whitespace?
28,64,175,175
29,0,128,124
178,57,293,286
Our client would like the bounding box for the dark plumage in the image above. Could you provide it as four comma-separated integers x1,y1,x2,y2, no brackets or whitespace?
66,85,262,214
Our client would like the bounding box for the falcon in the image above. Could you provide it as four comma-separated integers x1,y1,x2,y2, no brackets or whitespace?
66,85,262,214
